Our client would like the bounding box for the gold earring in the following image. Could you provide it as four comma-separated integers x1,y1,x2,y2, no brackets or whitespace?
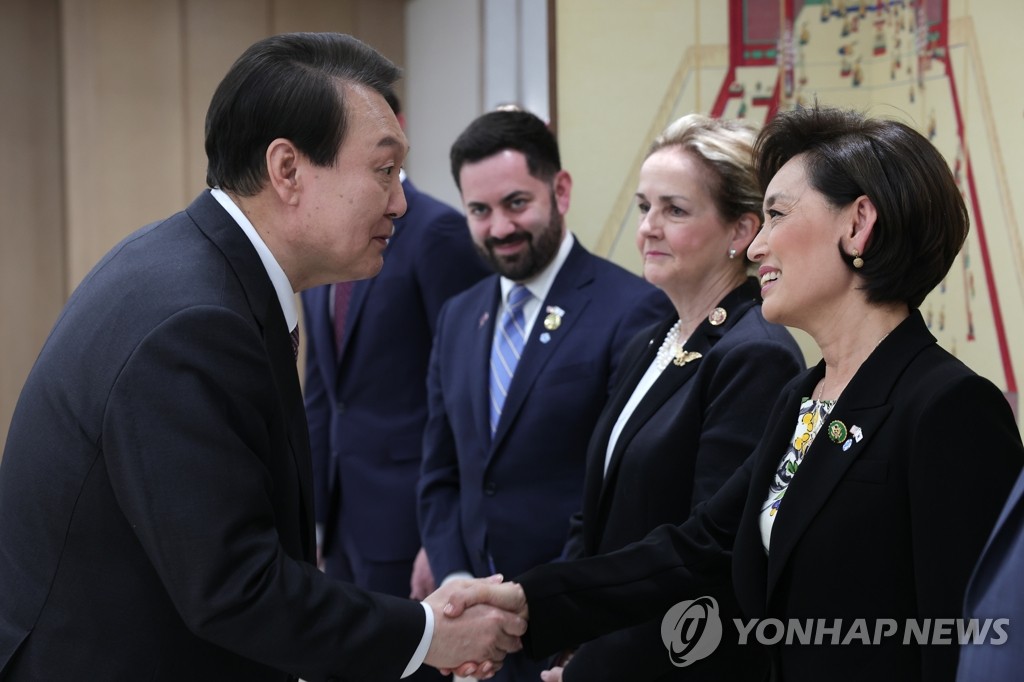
852,248,864,269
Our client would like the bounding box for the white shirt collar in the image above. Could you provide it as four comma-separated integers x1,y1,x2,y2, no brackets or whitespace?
209,188,298,332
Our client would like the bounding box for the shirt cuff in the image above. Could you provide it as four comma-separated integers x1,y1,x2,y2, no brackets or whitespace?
441,571,475,586
401,601,434,678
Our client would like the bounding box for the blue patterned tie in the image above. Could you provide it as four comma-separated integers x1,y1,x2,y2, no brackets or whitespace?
489,284,532,435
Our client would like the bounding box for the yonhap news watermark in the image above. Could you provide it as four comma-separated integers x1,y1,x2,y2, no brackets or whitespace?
660,596,1010,667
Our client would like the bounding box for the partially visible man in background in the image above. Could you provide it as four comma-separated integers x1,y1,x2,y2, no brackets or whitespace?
302,89,490,674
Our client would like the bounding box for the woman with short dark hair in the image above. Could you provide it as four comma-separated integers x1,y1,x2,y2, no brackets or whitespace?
505,104,1024,682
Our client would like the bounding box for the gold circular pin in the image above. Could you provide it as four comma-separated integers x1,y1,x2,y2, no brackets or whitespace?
708,307,727,326
544,313,561,331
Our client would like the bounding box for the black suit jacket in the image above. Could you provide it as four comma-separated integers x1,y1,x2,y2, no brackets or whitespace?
0,192,424,681
559,280,803,681
517,310,1023,682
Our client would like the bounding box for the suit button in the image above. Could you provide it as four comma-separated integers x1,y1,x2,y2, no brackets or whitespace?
484,481,496,496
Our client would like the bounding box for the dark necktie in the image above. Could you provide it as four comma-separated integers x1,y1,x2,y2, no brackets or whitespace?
289,326,300,360
333,281,355,358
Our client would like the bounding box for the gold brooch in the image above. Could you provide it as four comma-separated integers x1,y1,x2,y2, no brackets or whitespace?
708,307,727,326
544,305,565,331
673,349,703,366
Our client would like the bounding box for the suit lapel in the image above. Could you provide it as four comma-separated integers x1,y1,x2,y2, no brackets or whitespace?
601,284,759,502
580,322,664,552
473,280,503,445
489,246,593,453
335,185,413,374
188,191,316,560
336,278,373,373
734,380,810,616
764,312,933,599
305,287,338,378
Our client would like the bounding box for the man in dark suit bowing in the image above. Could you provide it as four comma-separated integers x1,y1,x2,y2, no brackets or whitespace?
417,109,671,680
302,90,489,645
0,33,523,682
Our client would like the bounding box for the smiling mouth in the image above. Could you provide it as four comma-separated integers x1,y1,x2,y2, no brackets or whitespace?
760,271,779,286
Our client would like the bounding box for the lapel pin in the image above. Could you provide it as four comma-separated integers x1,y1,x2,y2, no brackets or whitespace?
708,307,727,326
539,332,552,344
827,420,848,444
478,311,489,329
544,305,565,331
843,439,853,451
850,425,863,442
673,350,702,366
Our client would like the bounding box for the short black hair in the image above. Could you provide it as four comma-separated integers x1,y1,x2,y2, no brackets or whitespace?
205,32,401,196
449,110,561,190
754,104,968,309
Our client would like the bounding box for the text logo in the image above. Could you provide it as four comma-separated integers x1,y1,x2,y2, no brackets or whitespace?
660,596,723,667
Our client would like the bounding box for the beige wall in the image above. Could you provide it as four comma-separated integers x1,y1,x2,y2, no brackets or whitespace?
556,0,1024,411
0,0,66,456
0,0,404,455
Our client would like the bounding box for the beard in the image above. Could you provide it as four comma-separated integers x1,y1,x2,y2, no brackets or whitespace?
478,194,564,281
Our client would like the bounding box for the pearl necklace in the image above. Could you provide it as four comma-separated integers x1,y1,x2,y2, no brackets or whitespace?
655,320,686,371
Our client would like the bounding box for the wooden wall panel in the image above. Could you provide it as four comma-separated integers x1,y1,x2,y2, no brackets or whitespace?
353,0,406,70
0,0,65,452
61,0,188,290
182,0,273,197
271,0,354,35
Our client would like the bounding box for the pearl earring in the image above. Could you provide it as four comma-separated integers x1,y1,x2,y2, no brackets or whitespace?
728,248,737,260
852,248,864,269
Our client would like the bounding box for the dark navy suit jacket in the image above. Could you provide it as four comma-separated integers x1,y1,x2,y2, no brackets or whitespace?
958,465,1024,680
418,238,672,582
0,191,425,682
302,180,489,579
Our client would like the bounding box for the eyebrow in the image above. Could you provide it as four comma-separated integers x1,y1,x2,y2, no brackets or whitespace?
635,191,689,202
501,190,529,203
376,135,407,152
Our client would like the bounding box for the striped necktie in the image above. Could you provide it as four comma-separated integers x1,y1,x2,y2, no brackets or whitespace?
489,284,532,436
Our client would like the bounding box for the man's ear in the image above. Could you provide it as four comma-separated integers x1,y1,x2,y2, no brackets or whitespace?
266,138,301,205
552,169,573,216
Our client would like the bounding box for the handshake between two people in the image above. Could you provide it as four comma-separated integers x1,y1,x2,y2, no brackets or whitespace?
422,575,529,679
